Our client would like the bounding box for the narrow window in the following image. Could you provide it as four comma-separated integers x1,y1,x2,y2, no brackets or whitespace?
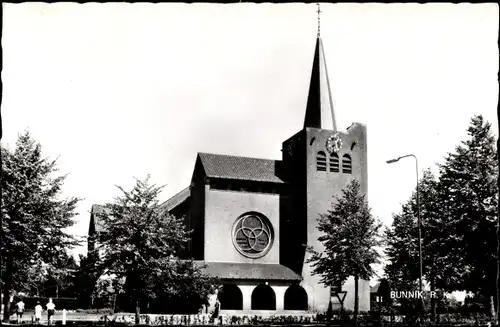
342,154,352,174
316,151,327,171
329,153,339,173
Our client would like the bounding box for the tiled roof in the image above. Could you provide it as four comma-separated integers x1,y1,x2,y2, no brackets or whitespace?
90,189,190,234
198,262,302,281
159,187,191,212
198,152,285,184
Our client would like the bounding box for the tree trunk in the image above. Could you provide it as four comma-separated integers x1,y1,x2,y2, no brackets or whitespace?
2,256,13,323
354,275,359,322
111,295,117,314
135,299,141,325
430,279,436,323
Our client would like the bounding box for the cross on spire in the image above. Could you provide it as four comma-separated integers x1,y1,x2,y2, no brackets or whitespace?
316,3,321,37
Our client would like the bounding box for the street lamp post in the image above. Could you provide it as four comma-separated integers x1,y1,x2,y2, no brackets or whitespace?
386,154,423,320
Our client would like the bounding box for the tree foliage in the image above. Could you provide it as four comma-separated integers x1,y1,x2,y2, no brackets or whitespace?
1,131,80,321
384,115,498,315
73,253,101,309
385,169,464,290
40,252,79,298
437,115,498,300
384,201,419,292
96,176,218,320
384,169,459,319
148,259,219,314
307,179,383,317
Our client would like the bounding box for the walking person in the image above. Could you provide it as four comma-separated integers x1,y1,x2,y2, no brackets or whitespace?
46,298,56,326
34,301,43,325
210,298,220,325
16,298,25,324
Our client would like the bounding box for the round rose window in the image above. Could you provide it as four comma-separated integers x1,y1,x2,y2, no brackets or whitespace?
232,213,274,259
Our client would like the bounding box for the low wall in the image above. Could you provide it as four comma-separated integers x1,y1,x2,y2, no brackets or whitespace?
9,311,495,326
98,313,318,325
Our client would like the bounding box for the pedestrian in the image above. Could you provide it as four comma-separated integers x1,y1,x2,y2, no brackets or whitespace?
34,301,43,325
210,299,220,324
46,298,56,326
16,298,25,323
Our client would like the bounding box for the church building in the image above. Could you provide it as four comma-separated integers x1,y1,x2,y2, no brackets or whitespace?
88,34,370,314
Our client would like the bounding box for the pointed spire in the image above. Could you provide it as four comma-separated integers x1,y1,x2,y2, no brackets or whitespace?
303,35,337,131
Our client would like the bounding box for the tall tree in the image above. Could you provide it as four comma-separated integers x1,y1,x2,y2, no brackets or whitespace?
420,170,464,321
384,205,419,291
307,179,382,320
1,131,80,322
41,252,78,298
2,260,49,297
437,115,498,312
385,169,464,320
73,253,101,309
384,196,421,317
96,176,218,322
153,259,219,314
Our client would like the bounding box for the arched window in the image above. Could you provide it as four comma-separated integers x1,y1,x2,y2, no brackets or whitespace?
329,153,339,173
316,151,327,172
284,285,308,310
218,284,243,310
251,284,276,310
342,154,352,174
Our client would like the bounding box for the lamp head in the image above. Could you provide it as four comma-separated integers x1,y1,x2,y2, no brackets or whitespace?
386,158,399,164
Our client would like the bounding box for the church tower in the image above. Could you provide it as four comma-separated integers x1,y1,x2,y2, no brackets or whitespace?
280,33,370,312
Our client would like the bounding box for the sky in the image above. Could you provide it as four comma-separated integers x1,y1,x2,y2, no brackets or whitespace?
2,2,499,287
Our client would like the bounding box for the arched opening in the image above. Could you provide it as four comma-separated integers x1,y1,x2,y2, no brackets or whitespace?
251,284,276,310
284,285,308,310
218,284,243,310
316,151,327,172
329,153,339,173
342,154,352,174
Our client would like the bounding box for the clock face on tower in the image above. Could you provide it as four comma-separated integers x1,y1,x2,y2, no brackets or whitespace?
326,133,343,154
